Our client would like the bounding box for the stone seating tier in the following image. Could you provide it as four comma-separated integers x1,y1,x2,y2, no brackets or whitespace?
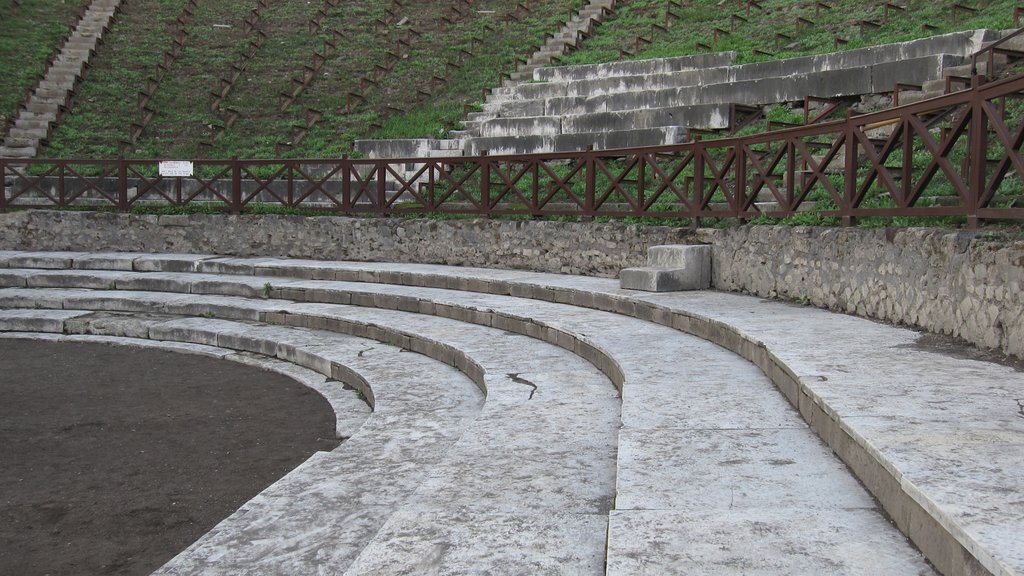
0,251,1021,576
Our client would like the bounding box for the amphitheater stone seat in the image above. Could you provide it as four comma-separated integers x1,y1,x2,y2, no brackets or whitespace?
1,251,1021,575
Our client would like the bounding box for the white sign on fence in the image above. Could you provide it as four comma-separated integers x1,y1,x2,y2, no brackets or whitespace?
158,161,194,177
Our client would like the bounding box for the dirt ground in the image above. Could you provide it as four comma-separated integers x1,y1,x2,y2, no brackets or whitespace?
0,338,341,576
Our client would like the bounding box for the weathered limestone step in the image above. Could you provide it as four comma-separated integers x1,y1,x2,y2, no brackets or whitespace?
7,128,48,140
0,145,36,158
13,119,53,131
466,126,681,156
0,324,370,440
513,54,962,117
1,287,619,573
0,265,933,572
620,244,712,292
0,308,91,332
0,302,487,574
488,103,733,138
534,51,737,83
4,253,1022,573
22,101,60,116
528,29,991,95
73,254,1024,575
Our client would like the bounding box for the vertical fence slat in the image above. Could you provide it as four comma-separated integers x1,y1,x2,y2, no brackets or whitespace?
231,158,242,214
0,159,8,212
843,125,856,227
585,145,595,217
287,160,294,207
637,153,646,214
117,159,128,211
967,76,985,229
342,156,352,213
376,161,386,212
480,151,490,216
734,144,745,219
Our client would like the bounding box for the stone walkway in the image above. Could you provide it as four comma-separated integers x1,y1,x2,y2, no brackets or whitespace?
0,251,1020,575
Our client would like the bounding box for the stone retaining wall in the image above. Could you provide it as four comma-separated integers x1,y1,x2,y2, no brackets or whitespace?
0,210,690,277
1,210,1020,357
703,226,1024,358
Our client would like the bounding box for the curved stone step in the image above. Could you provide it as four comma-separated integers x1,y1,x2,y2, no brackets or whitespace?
0,261,937,573
2,252,1017,575
0,285,621,573
0,303,488,574
0,326,370,441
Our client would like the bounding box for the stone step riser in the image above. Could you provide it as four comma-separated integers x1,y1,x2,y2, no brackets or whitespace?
0,253,1010,576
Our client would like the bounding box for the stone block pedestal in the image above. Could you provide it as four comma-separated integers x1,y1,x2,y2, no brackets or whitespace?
619,245,711,292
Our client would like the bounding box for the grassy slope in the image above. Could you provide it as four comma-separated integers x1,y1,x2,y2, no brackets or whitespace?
0,0,90,125
27,0,1024,163
557,0,1018,66
43,0,583,159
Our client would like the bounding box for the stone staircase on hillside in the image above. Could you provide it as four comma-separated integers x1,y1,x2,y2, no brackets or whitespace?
353,0,618,195
354,28,1005,196
0,0,122,159
351,28,1024,212
507,0,617,84
461,29,998,156
896,32,1024,105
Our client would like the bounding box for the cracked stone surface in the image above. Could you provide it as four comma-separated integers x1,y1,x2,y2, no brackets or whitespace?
3,253,1015,573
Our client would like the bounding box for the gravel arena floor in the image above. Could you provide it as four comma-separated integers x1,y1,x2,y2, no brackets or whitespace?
0,338,340,576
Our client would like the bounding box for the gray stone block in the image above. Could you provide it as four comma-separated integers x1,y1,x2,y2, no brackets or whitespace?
620,245,711,292
533,51,737,82
353,139,437,159
477,116,561,138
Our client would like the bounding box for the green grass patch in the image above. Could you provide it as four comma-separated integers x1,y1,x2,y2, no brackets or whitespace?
0,0,89,123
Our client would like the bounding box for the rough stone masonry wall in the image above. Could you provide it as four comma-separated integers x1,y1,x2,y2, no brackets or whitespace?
1,210,1021,357
0,210,690,277
704,225,1024,358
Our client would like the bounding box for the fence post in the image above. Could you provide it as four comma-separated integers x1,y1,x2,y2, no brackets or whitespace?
117,157,128,212
0,158,7,212
967,76,984,230
231,157,242,214
480,150,490,217
584,145,595,219
734,143,746,221
636,153,646,215
694,141,705,222
842,121,857,227
58,160,66,208
287,159,294,207
341,155,352,213
376,160,386,214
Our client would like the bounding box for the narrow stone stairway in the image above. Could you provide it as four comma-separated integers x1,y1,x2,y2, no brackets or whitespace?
0,0,122,159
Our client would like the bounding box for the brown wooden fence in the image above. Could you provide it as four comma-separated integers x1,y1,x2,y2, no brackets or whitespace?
4,73,1024,228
